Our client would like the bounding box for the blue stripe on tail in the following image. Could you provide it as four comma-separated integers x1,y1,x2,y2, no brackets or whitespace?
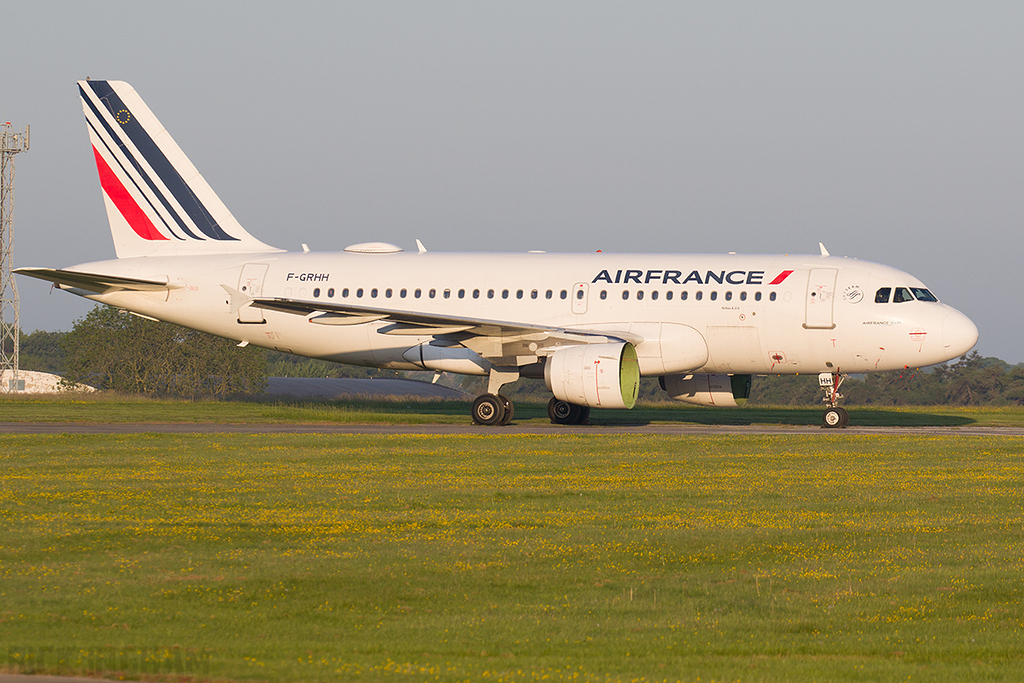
85,80,239,242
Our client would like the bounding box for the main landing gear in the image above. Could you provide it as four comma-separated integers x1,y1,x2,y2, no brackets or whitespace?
471,393,514,426
471,368,519,426
819,371,849,428
469,367,592,427
547,397,590,425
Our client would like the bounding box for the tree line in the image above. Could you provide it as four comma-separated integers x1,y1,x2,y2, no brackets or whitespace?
14,306,1024,405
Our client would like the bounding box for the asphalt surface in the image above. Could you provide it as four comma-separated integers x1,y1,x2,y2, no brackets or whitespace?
1,421,1023,436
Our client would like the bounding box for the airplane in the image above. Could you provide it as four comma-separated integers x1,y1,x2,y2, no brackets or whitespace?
16,80,979,427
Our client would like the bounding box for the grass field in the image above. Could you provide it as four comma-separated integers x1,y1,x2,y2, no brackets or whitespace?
2,428,1023,681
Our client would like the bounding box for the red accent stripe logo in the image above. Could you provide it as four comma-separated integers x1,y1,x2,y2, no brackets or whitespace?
92,145,168,241
768,270,794,285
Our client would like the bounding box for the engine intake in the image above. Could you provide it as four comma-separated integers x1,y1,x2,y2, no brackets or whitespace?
545,342,640,409
661,373,751,407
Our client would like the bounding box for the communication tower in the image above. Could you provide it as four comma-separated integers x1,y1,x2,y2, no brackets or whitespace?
1,122,29,392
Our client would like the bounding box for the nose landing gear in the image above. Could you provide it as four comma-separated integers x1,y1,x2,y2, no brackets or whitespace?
819,371,849,428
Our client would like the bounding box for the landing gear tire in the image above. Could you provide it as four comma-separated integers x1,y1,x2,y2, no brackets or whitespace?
548,397,588,425
497,394,514,426
472,394,506,426
822,407,848,429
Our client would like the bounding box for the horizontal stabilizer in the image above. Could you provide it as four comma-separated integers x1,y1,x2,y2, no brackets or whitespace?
14,267,181,294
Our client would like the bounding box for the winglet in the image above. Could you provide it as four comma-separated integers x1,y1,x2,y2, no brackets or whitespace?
416,239,427,254
819,242,830,257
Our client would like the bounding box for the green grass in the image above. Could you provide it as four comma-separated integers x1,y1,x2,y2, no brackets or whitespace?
2,393,1024,427
2,432,1023,681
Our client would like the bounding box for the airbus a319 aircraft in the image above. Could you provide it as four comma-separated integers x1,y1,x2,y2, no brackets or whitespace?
17,80,979,427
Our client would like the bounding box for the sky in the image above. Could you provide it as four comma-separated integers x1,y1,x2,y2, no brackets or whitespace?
2,1,1022,362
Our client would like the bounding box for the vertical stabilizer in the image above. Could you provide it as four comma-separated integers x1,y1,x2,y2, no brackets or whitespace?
79,80,282,258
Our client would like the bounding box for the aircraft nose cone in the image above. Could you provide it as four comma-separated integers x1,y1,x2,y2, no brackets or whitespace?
942,309,979,359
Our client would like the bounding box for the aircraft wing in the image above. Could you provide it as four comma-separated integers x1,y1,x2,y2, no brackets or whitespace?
250,296,638,361
14,267,182,294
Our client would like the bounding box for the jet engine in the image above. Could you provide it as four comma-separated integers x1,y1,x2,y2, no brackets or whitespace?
661,373,751,407
545,342,640,409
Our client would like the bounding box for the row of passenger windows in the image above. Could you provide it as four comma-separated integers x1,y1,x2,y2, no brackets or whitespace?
875,287,938,304
603,289,775,302
309,286,778,303
312,287,573,300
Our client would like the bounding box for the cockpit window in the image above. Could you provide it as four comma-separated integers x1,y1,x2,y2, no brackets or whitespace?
893,287,914,303
875,287,891,303
911,287,938,302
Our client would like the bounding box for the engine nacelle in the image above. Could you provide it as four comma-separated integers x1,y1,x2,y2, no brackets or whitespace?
545,342,640,409
661,373,751,407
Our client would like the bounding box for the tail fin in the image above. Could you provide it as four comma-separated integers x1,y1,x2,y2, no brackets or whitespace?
79,80,282,258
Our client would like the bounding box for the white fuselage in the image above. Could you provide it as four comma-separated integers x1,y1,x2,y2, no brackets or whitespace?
63,250,978,377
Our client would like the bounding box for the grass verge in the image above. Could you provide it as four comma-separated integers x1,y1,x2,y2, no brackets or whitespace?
1,433,1022,681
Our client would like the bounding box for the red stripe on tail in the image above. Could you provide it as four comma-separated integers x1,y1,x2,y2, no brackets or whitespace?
92,146,168,241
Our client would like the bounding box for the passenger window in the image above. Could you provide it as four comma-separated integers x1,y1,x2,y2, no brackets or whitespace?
313,287,321,298
725,291,732,301
356,288,364,298
666,291,673,301
385,288,392,298
458,289,465,299
399,288,406,298
370,288,378,298
576,289,584,300
414,289,421,299
651,291,659,301
893,287,913,303
875,287,891,303
502,290,509,299
710,291,717,301
545,290,553,299
769,292,777,302
560,290,568,300
429,289,436,299
739,291,746,301
342,288,349,298
328,288,335,298
681,291,688,301
911,287,938,302
531,289,538,299
444,289,451,299
695,291,703,301
516,290,524,299
636,290,644,301
754,291,761,301
600,290,607,300
472,289,480,299
622,290,629,300
487,289,494,299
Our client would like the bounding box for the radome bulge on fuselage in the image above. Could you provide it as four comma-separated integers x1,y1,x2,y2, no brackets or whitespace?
16,80,979,427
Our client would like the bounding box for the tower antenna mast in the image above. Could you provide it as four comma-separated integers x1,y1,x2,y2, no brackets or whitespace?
1,122,29,392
